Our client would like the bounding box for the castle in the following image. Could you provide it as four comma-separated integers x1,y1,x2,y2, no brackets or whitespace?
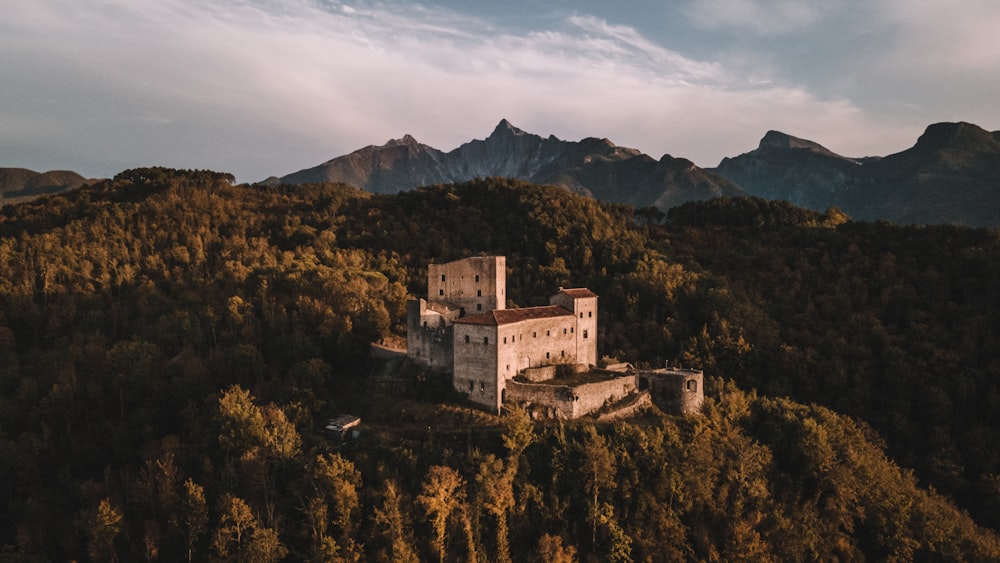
407,256,703,418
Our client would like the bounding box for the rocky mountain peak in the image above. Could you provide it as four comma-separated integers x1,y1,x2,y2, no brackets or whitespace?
384,134,420,147
914,122,999,152
490,119,529,139
758,130,828,152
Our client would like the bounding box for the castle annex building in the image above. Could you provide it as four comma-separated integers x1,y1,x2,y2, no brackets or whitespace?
407,256,704,418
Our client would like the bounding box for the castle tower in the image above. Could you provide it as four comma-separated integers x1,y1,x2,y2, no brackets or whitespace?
550,288,598,367
428,256,505,316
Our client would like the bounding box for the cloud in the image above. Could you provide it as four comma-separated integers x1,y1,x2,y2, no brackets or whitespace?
0,0,924,180
877,0,1000,71
681,0,834,34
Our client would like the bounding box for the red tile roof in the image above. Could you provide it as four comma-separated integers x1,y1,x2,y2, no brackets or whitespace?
453,306,573,326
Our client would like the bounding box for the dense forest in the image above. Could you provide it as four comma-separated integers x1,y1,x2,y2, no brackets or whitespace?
0,168,998,561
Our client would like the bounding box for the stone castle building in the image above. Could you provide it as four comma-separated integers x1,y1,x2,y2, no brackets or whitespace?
407,256,702,417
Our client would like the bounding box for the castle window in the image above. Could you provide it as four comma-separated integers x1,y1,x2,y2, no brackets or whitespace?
546,352,550,359
503,336,507,344
480,383,485,391
423,321,427,327
441,274,446,282
546,330,550,336
561,350,565,357
687,380,698,392
475,274,480,282
483,336,489,345
579,312,583,319
563,328,567,335
506,364,510,371
477,290,482,297
477,304,482,311
571,327,574,334
583,330,589,339
533,331,537,338
588,311,592,318
465,335,470,343
469,381,474,392
439,289,444,296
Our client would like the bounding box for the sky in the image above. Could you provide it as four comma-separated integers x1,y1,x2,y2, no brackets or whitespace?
3,0,999,183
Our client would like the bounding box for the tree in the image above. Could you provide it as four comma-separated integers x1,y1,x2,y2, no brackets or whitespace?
476,454,514,563
372,480,419,563
577,426,617,548
87,498,123,563
217,385,267,458
417,465,465,563
173,479,208,563
212,493,257,559
533,533,577,563
304,453,362,557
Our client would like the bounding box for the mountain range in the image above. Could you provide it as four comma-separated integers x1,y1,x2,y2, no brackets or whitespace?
273,119,744,211
275,119,1000,228
0,168,89,202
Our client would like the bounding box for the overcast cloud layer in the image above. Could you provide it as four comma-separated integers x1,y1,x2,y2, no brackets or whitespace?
3,0,999,182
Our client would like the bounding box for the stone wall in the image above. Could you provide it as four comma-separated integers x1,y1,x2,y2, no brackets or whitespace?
428,256,505,314
496,315,579,374
642,368,704,415
453,322,500,412
406,300,453,371
506,374,638,419
522,365,557,382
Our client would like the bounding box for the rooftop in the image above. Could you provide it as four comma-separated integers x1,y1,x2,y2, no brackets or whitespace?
453,305,573,326
559,288,598,299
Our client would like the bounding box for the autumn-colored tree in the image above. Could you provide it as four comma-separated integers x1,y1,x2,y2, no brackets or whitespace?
417,465,466,563
87,498,123,563
372,479,419,563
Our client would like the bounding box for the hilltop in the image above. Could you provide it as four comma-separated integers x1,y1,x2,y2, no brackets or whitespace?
0,169,998,560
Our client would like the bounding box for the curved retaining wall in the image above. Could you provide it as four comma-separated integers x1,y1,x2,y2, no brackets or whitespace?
506,375,638,419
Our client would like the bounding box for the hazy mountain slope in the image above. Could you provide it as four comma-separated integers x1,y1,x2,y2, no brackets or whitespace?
711,122,1000,227
0,168,88,201
846,121,1000,226
277,119,744,209
710,131,863,211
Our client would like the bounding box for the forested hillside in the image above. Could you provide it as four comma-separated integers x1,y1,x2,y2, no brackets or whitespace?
1,169,998,561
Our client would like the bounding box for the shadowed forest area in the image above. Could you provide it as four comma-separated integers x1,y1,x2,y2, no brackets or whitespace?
0,169,999,561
